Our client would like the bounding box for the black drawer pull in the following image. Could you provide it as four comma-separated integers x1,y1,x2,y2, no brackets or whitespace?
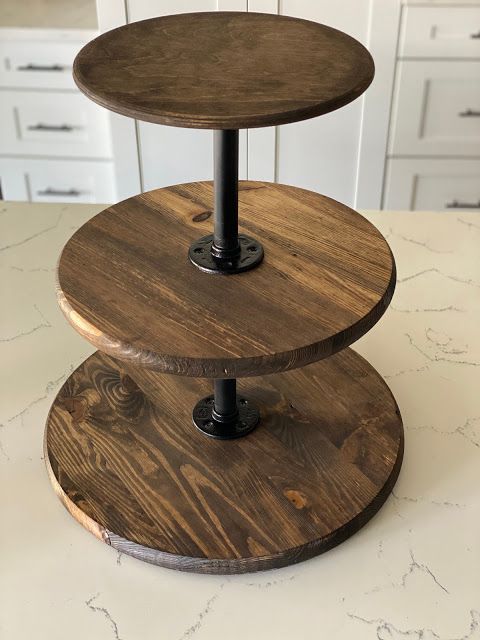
446,199,480,209
37,188,81,197
17,63,66,72
459,109,480,117
27,123,75,132
471,31,480,39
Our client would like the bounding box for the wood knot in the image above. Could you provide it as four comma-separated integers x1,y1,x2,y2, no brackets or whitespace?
192,210,212,223
119,372,139,393
284,489,308,510
60,396,89,423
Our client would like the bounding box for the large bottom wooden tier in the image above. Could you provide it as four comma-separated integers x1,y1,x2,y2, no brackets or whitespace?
45,348,403,574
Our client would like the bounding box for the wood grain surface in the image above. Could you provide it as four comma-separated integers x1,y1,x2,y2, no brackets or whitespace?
73,12,374,129
57,181,396,379
45,348,403,574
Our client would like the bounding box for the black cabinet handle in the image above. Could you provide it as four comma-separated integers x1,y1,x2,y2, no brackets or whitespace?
27,123,75,132
459,109,480,117
37,188,81,197
17,63,67,72
470,31,480,39
446,199,480,209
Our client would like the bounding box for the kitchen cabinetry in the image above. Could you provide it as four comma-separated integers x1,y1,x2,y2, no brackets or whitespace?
250,0,373,206
0,0,118,203
97,0,375,207
0,157,115,203
0,89,111,158
389,61,480,157
384,3,480,211
399,4,480,58
95,0,480,211
384,158,480,210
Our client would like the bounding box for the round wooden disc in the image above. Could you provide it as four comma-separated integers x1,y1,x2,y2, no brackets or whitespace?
57,181,396,379
45,348,403,574
73,12,374,129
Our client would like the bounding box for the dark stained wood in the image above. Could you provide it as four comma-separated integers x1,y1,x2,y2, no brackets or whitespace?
45,348,403,574
73,12,374,129
57,181,396,379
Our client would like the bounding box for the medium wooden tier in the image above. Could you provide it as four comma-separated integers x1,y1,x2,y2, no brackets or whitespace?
57,181,396,378
45,348,403,574
73,12,374,129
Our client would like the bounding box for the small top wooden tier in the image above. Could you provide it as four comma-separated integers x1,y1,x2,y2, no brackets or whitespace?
57,181,395,378
72,12,374,129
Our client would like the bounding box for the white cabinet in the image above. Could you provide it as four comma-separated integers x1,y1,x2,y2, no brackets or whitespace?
127,0,218,20
382,2,480,211
0,90,112,158
390,60,480,157
93,0,480,212
384,158,480,211
0,37,80,89
0,28,117,203
399,5,480,59
97,0,374,206
249,0,372,205
0,157,116,203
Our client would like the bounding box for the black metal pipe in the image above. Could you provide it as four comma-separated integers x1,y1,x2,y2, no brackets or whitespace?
212,378,239,424
212,130,240,258
188,128,263,274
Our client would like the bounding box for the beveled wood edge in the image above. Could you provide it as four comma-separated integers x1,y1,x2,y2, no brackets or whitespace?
72,12,374,130
73,74,373,130
56,255,396,378
43,415,110,545
43,351,404,574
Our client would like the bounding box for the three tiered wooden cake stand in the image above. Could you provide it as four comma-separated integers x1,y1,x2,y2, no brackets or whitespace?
45,12,403,574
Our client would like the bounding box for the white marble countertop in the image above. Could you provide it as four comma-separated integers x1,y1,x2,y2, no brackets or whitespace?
0,0,97,29
1,201,479,640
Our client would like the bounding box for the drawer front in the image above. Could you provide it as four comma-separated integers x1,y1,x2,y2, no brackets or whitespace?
383,158,480,211
0,40,85,89
0,91,112,158
0,158,116,203
400,5,480,58
390,60,480,157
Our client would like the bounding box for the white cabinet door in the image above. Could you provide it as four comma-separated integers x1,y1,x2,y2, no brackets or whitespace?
0,91,112,159
390,61,480,157
0,161,28,200
0,158,116,203
383,158,480,211
0,33,93,90
399,5,480,59
127,0,216,20
249,0,372,206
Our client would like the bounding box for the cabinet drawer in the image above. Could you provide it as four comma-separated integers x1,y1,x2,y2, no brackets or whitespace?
383,158,480,211
389,61,480,157
400,5,480,58
0,91,112,158
0,40,81,89
0,158,116,203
